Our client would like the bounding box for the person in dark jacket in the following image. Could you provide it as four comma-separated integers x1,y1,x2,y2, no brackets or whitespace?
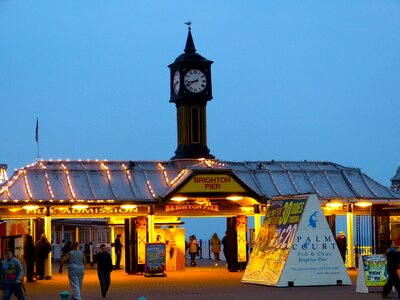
114,234,123,270
335,231,347,263
95,244,113,298
221,231,229,267
382,240,400,298
23,234,36,282
62,241,72,258
35,234,52,280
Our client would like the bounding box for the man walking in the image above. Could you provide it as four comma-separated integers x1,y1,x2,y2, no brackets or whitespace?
1,248,25,300
382,240,400,298
96,244,113,299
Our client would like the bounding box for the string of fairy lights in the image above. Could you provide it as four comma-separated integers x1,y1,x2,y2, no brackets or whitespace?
0,159,199,208
0,158,379,213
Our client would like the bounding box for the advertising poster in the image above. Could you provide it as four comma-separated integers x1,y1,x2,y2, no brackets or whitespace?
362,255,387,287
280,194,351,286
145,243,166,274
242,194,351,286
242,198,306,285
157,228,186,271
136,217,147,265
236,216,247,262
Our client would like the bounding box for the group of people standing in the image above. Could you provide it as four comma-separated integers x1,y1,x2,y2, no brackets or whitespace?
23,234,52,282
187,232,229,268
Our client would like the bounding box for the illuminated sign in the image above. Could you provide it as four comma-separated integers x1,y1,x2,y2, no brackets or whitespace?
0,206,142,218
165,204,219,212
362,255,387,287
178,174,246,193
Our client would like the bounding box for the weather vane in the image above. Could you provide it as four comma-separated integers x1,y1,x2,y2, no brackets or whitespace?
184,21,192,29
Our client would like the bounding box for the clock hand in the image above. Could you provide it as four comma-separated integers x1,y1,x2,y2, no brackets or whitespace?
186,79,199,86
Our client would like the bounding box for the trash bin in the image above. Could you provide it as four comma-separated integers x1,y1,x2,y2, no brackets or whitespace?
60,290,70,300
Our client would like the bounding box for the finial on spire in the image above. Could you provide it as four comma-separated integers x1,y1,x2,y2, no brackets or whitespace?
184,22,196,54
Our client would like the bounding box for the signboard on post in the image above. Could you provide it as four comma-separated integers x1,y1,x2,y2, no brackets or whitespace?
145,243,166,277
356,254,387,293
242,194,351,287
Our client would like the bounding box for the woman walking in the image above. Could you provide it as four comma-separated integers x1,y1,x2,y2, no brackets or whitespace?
210,233,221,266
59,242,86,300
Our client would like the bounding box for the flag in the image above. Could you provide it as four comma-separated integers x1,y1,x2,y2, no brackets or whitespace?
35,118,39,142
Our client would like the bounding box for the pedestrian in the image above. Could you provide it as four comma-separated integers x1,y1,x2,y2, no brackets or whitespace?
382,240,400,298
35,234,52,280
188,235,198,266
23,234,36,283
335,231,347,263
62,241,72,258
210,233,221,266
221,231,229,267
95,244,113,299
61,239,66,252
114,234,123,270
1,248,25,300
59,241,86,300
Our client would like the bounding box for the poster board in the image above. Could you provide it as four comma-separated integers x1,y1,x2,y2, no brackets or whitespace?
137,217,147,265
236,216,247,262
356,254,387,293
242,194,351,287
154,228,186,271
145,243,166,277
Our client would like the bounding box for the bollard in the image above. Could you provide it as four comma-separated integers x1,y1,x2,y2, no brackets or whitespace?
60,290,70,300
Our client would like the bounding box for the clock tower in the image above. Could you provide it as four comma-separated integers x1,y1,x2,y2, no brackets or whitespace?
169,27,214,159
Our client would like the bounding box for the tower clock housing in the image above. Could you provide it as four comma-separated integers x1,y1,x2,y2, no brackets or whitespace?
169,28,214,159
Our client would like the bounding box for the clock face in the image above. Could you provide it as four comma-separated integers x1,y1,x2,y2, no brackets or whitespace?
173,71,180,94
184,69,207,93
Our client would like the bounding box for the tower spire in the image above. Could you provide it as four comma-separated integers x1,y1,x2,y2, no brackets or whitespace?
184,27,196,54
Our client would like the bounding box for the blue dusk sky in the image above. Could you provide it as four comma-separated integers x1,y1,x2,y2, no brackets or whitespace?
1,1,399,239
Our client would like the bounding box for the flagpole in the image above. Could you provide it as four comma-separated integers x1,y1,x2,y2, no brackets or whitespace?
37,140,40,159
36,117,40,159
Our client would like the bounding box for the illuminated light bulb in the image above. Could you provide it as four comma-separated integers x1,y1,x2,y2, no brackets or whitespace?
170,197,187,202
8,208,22,212
240,207,253,212
23,205,40,211
226,196,243,201
354,202,372,207
170,170,187,186
325,201,343,208
72,204,89,210
120,204,137,209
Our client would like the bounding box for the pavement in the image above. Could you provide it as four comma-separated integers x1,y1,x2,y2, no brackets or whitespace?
17,259,386,300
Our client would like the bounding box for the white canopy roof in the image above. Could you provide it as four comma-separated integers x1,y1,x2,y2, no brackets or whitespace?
0,159,399,204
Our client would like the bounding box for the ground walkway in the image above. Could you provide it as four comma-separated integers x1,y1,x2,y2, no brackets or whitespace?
19,259,383,300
